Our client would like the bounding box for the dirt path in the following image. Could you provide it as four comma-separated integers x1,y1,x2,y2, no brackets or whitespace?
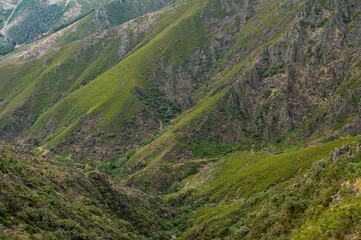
171,158,208,168
1,0,24,38
65,0,71,8
37,146,49,155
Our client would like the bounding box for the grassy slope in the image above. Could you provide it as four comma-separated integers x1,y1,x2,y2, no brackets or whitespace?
122,0,305,189
177,137,360,239
184,137,356,202
122,0,361,195
2,0,359,163
29,0,208,149
0,11,159,139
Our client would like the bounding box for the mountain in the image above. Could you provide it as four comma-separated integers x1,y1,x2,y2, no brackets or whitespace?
1,0,360,163
0,0,176,56
0,0,105,55
1,0,361,239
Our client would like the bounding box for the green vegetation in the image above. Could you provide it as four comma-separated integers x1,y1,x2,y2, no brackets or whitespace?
1,0,361,238
0,142,173,239
0,42,15,56
180,141,239,159
55,156,77,165
0,0,176,55
184,137,355,202
174,140,361,239
95,150,136,177
7,0,63,44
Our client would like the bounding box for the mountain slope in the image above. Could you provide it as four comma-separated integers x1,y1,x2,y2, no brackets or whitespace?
120,0,361,193
0,10,161,143
2,0,361,239
1,135,360,239
0,0,176,57
0,141,173,239
177,138,361,239
0,0,360,169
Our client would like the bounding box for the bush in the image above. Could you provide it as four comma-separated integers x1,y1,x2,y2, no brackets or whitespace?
232,226,249,237
311,159,327,179
26,144,36,151
0,202,7,217
263,90,272,99
106,133,116,138
160,163,169,171
173,218,181,226
283,196,304,214
169,182,181,193
55,156,76,165
270,212,281,224
125,150,136,160
44,185,54,194
0,233,11,240
218,227,229,237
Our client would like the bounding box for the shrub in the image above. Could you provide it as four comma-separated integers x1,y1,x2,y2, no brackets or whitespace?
106,133,116,138
311,159,327,179
173,218,181,226
283,196,304,214
55,156,76,165
263,90,272,99
0,202,6,217
125,150,136,159
170,182,181,193
160,163,169,171
270,212,281,223
44,185,54,194
218,227,229,237
232,226,249,237
26,144,36,151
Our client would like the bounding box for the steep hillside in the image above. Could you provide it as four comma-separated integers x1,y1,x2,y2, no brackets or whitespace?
119,0,361,193
0,141,173,239
0,9,164,145
0,0,360,168
0,0,105,55
176,138,361,239
1,135,360,239
0,0,176,57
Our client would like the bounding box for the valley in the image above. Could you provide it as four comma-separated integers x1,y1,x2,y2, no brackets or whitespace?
0,0,361,239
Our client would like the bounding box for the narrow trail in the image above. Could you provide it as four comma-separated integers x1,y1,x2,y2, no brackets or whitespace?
1,0,24,38
65,0,71,8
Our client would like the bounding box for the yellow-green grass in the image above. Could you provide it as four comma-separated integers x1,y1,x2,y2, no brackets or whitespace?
34,0,208,147
178,137,357,239
185,137,356,202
